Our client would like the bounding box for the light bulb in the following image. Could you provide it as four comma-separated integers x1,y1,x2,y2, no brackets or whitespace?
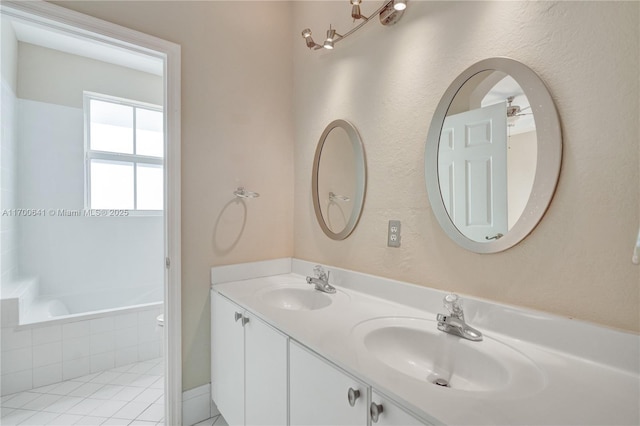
393,0,406,11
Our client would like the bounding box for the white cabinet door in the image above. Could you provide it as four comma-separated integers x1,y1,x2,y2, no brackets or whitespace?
289,341,367,426
244,311,288,426
370,391,429,426
211,291,245,426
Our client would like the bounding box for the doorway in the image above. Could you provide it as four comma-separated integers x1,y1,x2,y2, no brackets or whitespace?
0,2,181,424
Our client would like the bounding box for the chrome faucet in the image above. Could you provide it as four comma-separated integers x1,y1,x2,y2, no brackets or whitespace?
306,265,336,294
436,293,483,341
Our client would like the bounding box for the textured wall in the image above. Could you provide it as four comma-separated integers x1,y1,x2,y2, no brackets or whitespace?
53,1,295,391
293,1,640,332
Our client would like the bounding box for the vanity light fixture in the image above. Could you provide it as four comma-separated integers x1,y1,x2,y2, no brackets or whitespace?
302,0,406,51
393,0,407,11
350,0,365,20
323,26,339,50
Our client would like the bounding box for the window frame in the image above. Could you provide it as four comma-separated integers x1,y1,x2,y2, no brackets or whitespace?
83,92,164,216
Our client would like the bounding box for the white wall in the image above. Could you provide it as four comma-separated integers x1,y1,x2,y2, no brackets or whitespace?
1,17,19,292
18,42,162,108
15,45,164,299
293,1,639,332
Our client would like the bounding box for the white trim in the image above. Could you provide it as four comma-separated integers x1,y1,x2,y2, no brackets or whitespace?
182,384,216,426
1,2,183,424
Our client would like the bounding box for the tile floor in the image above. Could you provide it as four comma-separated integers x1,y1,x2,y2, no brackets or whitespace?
192,416,227,426
0,358,170,425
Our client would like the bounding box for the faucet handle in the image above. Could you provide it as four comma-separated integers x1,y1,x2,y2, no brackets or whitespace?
313,265,329,281
443,293,464,319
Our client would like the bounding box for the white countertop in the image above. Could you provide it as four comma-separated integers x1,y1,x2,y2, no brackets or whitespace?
211,259,640,425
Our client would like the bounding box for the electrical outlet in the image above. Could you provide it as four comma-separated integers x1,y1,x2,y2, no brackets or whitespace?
388,220,401,247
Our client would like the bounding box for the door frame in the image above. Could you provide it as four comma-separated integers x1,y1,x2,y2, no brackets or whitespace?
0,1,183,424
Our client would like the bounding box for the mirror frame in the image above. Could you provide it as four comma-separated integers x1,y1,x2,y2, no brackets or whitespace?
425,57,562,253
312,119,367,240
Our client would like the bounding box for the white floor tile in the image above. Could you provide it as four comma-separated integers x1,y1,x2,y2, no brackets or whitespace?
100,418,130,426
111,386,144,402
67,383,103,398
2,358,164,426
0,408,36,425
213,414,228,426
89,372,121,385
2,392,41,409
129,375,159,388
16,409,59,425
65,398,103,416
125,362,153,375
1,393,19,406
133,388,163,404
74,372,100,383
74,415,107,426
112,401,151,420
149,377,163,390
91,399,128,418
29,383,59,394
45,413,83,425
1,408,16,418
192,418,216,426
109,373,138,386
43,396,83,413
145,364,163,376
135,403,163,422
90,385,125,400
109,364,134,374
21,394,62,411
47,381,83,396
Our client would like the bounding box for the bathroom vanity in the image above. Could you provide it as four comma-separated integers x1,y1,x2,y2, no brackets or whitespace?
210,259,639,426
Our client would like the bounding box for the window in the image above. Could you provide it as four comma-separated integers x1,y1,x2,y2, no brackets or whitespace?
84,93,164,213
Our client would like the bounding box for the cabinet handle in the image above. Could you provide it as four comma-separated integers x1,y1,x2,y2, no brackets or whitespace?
370,402,384,423
241,316,250,326
347,388,360,407
234,312,243,322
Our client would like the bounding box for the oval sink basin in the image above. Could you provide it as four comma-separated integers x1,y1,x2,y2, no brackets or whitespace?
351,317,545,395
259,287,333,311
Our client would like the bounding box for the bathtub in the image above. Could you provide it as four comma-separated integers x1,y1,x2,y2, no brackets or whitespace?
0,281,164,396
22,284,163,324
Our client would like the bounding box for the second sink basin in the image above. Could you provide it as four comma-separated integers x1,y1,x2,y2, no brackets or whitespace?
259,287,333,311
351,317,545,396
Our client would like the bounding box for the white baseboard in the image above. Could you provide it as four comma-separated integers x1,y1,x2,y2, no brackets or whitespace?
182,383,218,426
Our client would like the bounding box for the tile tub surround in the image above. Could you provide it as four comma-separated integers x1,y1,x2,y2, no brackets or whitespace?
211,259,640,425
1,306,164,396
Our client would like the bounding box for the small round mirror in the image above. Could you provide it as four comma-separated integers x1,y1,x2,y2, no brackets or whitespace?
425,58,562,253
312,120,366,240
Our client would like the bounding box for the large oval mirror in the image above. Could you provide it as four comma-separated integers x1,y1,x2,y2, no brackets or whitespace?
312,119,367,240
425,58,562,253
